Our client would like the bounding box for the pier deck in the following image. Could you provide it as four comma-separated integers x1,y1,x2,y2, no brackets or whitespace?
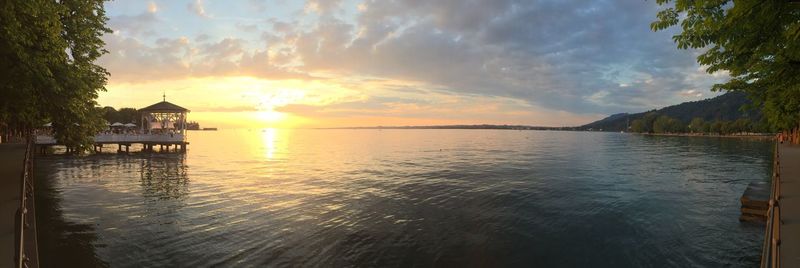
0,144,25,267
780,143,800,266
35,134,188,154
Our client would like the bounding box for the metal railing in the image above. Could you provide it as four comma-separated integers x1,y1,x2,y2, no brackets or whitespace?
761,140,782,268
16,137,38,268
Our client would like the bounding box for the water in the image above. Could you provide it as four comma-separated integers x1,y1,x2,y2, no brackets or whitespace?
34,130,772,267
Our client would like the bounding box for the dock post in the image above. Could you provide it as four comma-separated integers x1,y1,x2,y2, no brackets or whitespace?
125,145,129,153
118,144,122,153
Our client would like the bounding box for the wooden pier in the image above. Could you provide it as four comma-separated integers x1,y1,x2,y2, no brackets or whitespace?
760,142,800,267
0,143,27,267
35,134,188,154
775,143,800,266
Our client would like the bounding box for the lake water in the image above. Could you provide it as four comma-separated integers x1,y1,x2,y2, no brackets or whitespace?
34,129,772,267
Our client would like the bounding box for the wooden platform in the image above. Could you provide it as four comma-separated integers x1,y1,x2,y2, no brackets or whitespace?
779,143,800,266
741,181,770,222
0,144,25,268
35,134,188,154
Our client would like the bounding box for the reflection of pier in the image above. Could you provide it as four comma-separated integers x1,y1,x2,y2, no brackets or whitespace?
140,154,189,200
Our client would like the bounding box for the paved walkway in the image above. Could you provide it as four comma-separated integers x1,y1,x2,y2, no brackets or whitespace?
780,143,800,266
0,144,25,268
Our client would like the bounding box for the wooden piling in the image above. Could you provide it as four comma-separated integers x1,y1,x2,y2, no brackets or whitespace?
740,181,770,222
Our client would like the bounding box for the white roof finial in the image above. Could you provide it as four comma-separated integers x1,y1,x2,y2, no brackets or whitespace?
163,91,166,102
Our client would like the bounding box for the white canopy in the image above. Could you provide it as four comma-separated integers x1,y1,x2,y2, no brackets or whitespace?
111,122,124,127
43,122,52,127
124,123,137,127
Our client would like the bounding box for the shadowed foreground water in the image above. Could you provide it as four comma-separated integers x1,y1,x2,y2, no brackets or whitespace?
35,130,771,267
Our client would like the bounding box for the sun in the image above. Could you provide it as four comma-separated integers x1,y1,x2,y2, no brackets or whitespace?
253,90,304,124
256,109,286,122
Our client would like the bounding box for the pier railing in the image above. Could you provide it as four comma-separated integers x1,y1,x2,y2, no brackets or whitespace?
16,137,38,268
35,133,185,145
761,140,782,268
94,133,185,143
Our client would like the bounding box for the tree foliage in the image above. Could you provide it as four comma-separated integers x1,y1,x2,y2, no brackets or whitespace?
101,107,142,125
652,0,800,130
0,0,110,149
630,115,766,135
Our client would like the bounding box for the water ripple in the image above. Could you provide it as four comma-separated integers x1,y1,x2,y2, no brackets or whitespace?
34,130,770,267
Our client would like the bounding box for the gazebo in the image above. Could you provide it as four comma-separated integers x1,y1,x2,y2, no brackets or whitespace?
140,96,190,135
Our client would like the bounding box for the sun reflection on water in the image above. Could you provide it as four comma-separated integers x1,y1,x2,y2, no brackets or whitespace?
262,128,276,159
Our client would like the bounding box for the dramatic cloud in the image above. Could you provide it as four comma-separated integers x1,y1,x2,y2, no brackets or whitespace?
98,0,730,127
282,0,727,114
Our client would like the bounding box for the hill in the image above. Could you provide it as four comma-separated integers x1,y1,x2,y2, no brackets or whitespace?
579,92,762,132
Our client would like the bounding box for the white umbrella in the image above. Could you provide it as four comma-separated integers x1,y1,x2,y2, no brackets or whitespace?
111,122,124,127
124,123,136,128
43,122,52,127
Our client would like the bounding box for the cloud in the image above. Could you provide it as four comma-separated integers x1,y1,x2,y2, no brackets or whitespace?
280,0,728,115
147,1,158,13
304,0,343,14
99,35,310,82
187,0,209,18
101,0,732,124
107,11,159,37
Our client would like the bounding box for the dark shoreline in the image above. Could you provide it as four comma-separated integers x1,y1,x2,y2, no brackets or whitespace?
637,132,774,140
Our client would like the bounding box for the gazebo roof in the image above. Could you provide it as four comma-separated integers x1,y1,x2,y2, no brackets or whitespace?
140,101,189,112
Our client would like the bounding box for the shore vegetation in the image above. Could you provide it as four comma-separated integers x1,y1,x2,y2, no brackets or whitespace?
652,0,800,132
630,113,770,135
0,0,110,148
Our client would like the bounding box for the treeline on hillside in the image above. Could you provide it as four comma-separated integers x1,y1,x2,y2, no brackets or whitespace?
579,92,764,132
630,113,770,134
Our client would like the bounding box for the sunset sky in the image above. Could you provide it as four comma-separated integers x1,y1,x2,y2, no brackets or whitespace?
97,0,729,128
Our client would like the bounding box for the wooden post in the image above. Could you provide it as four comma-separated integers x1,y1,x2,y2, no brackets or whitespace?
125,145,129,153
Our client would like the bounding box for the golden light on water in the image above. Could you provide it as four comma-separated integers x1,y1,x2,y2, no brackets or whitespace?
262,128,276,159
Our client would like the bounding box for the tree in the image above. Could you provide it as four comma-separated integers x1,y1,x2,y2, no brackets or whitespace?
653,116,670,133
702,122,712,133
689,118,705,133
102,107,141,124
711,121,723,135
652,1,800,131
734,118,753,133
630,119,646,133
0,0,110,149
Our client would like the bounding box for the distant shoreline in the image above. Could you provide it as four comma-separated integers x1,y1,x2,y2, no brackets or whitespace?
636,132,774,140
314,125,573,130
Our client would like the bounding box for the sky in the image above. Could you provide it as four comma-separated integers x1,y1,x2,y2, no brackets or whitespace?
97,0,729,128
